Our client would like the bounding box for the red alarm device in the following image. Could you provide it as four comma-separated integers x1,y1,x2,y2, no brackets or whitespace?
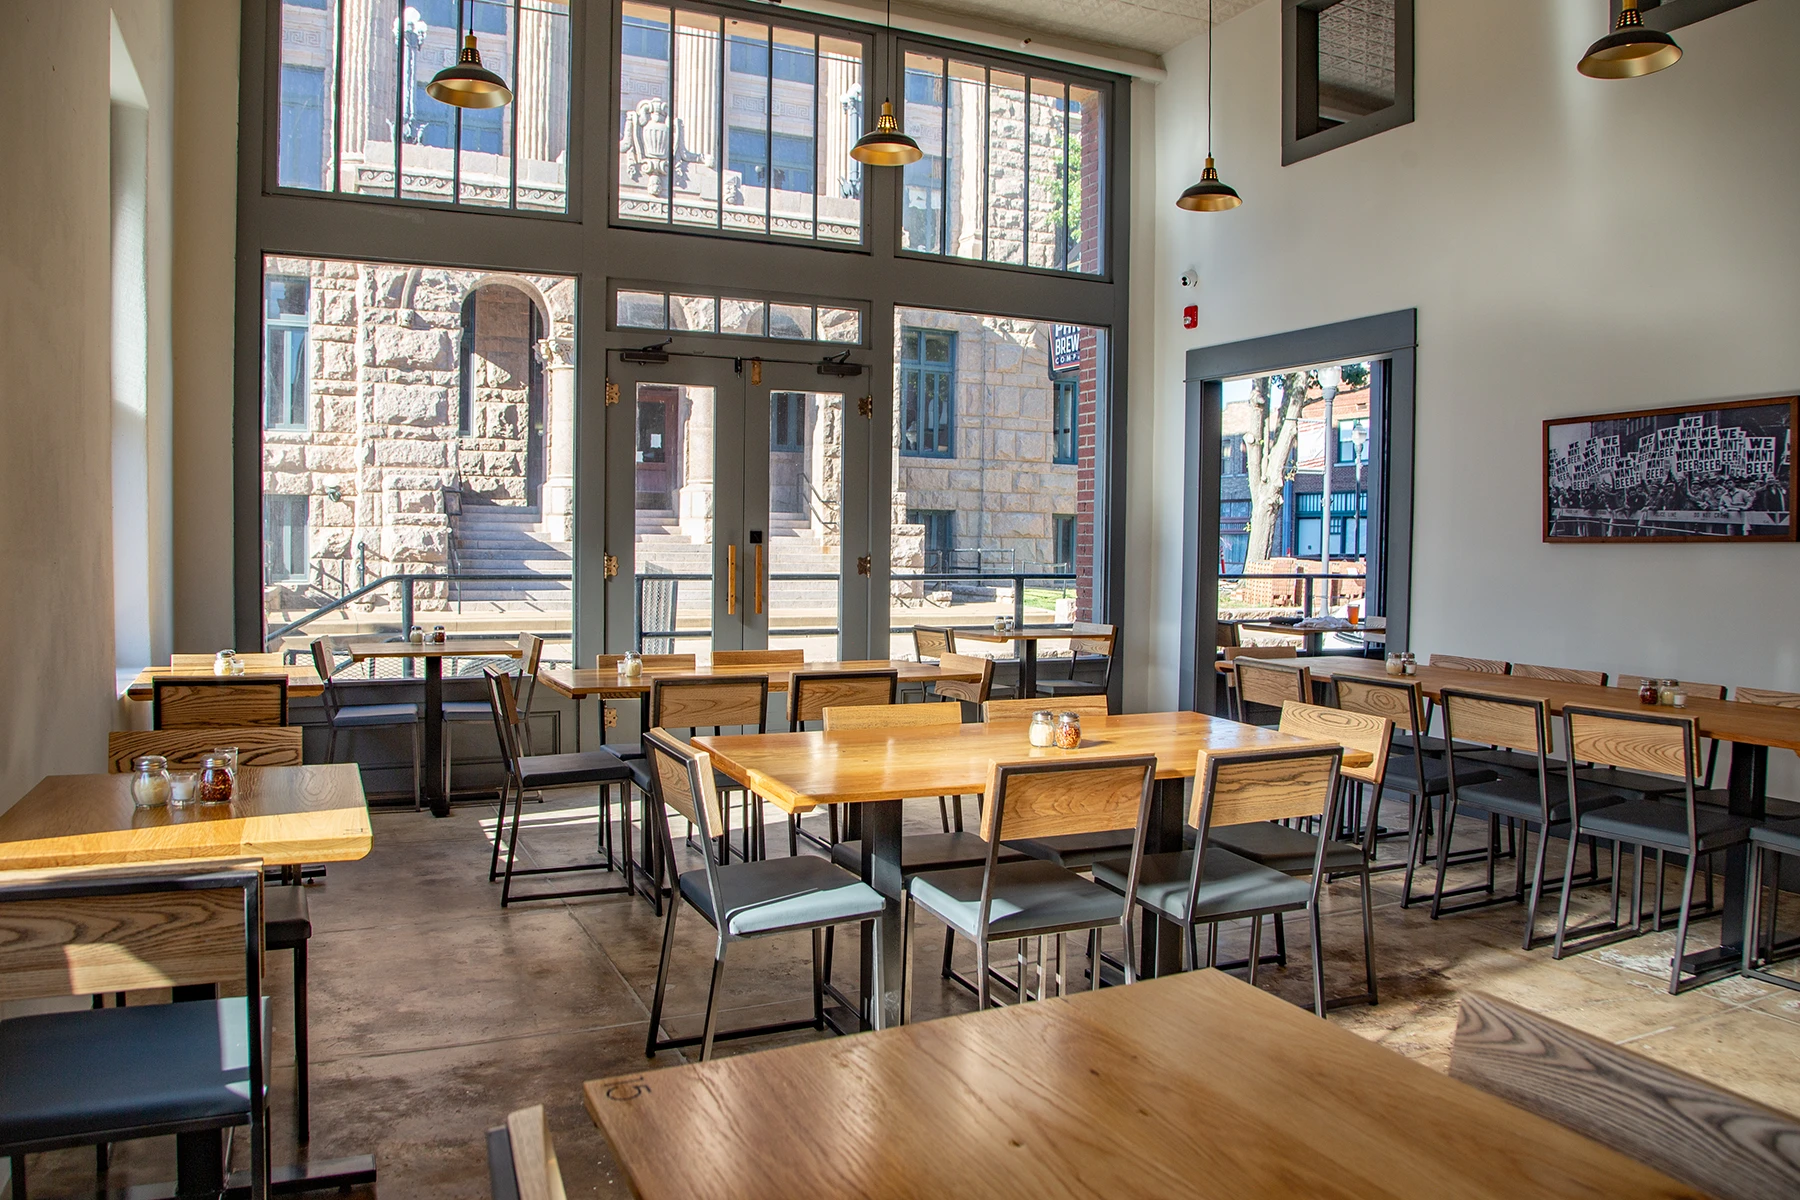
1182,305,1198,329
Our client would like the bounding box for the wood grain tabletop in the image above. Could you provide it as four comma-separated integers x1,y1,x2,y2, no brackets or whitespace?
584,969,1702,1200
125,662,324,700
341,638,524,660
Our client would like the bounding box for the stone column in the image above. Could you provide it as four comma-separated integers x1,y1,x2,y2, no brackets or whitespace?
677,387,714,543
542,345,575,541
340,0,375,175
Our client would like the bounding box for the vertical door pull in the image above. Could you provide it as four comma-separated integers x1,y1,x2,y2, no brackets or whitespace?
727,544,738,615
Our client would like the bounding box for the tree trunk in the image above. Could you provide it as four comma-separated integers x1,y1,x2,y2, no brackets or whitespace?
1241,372,1307,567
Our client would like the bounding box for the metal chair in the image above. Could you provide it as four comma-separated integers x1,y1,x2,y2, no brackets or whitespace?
1208,701,1392,1007
1093,743,1344,1016
1231,657,1311,726
1744,818,1800,993
981,695,1110,723
0,860,270,1200
310,635,422,808
484,667,634,907
595,653,697,760
642,729,886,1060
786,669,900,854
1510,663,1608,686
446,633,558,795
1222,645,1297,719
905,754,1158,1016
1035,622,1118,700
928,652,996,716
1552,705,1754,993
907,626,954,701
152,675,289,729
485,1105,565,1200
107,727,303,773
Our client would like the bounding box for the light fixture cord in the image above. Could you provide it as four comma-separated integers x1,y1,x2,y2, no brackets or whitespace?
1206,0,1215,156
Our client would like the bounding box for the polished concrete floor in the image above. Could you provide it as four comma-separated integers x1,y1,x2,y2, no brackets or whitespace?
14,787,1800,1198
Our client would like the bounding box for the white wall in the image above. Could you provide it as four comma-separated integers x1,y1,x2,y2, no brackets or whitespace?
1131,0,1800,759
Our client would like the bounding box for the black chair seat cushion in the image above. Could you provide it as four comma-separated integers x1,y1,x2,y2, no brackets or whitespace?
1091,847,1310,924
602,741,645,761
1450,776,1582,825
678,856,884,937
0,998,265,1150
1574,765,1690,798
442,700,492,720
332,702,420,728
1381,756,1499,798
1578,798,1753,852
1205,822,1364,875
1390,732,1449,756
830,832,1027,876
908,859,1124,941
1004,830,1136,871
1752,818,1800,855
263,884,311,949
1034,679,1107,698
1454,748,1568,777
517,750,633,789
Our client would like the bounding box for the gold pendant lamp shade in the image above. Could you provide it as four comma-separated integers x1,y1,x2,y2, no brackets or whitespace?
1578,0,1681,79
427,33,515,108
851,100,923,167
1179,0,1240,213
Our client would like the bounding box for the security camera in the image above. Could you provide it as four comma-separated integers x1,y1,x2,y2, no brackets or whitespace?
1179,269,1199,288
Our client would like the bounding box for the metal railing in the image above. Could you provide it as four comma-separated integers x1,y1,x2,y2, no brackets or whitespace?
1220,570,1367,619
888,572,1079,638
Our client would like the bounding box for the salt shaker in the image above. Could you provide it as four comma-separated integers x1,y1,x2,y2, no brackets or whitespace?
410,625,425,644
622,651,643,678
131,756,172,809
1028,710,1056,748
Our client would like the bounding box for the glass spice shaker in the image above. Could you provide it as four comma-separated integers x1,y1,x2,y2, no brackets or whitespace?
1028,710,1056,748
1054,711,1083,750
1659,679,1678,706
131,756,172,809
1638,679,1659,705
198,755,235,804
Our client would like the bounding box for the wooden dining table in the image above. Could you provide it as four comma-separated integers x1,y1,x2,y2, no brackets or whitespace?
0,763,376,1195
1234,618,1386,655
696,711,1364,1031
340,638,523,817
950,624,1076,697
1274,654,1800,980
584,968,1700,1200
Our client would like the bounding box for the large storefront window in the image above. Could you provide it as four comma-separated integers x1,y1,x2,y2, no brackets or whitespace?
259,254,577,658
888,307,1104,655
276,0,573,212
616,3,866,243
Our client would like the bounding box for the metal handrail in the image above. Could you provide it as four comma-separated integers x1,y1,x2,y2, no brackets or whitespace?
264,570,573,650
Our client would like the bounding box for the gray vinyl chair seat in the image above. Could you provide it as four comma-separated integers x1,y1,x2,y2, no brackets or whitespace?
442,700,491,720
908,859,1125,940
1751,818,1800,855
830,832,1027,876
1091,847,1310,924
1390,732,1449,755
1574,766,1687,798
1456,748,1569,776
0,998,266,1149
677,855,885,937
1578,799,1753,852
1381,756,1499,797
264,884,310,948
332,701,421,727
1003,830,1135,871
1450,776,1582,825
1034,678,1107,698
1204,822,1364,875
516,749,632,790
603,741,646,761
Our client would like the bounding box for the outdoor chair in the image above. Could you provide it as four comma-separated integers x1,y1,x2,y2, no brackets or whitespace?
310,635,422,808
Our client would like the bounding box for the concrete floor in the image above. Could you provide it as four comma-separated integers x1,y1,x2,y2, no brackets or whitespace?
14,787,1800,1198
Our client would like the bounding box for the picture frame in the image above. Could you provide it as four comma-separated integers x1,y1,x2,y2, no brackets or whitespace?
1543,396,1797,543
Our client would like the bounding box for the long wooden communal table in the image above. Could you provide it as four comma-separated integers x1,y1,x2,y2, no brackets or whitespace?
696,712,1365,1031
1281,654,1800,979
536,658,987,749
124,661,325,700
0,763,375,1196
585,969,1700,1200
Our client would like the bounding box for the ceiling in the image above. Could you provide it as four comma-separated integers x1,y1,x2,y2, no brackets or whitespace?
906,0,1263,57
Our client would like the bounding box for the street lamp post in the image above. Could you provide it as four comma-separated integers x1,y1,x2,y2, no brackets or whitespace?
1316,365,1340,617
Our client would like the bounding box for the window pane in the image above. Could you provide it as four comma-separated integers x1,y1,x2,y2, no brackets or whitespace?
769,28,816,238
817,307,861,344
670,9,722,227
278,0,337,190
816,35,863,243
516,0,572,211
619,2,673,223
986,71,1026,266
720,297,766,335
399,6,459,203
1067,85,1105,274
456,0,515,208
617,290,668,329
723,19,769,234
340,0,400,197
669,294,717,332
768,303,813,340
1027,77,1067,271
902,53,944,254
945,60,985,261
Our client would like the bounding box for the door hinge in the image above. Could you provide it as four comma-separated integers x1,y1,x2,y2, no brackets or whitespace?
856,555,872,576
603,554,619,580
605,379,620,407
857,395,874,418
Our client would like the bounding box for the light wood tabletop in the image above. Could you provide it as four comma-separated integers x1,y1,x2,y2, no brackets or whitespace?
951,624,1077,643
0,764,373,871
124,662,324,700
695,711,1365,815
536,657,982,701
584,969,1701,1200
340,638,524,660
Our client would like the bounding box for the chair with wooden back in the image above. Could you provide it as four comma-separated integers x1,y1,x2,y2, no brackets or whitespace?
1510,663,1608,686
444,635,531,795
108,727,303,773
786,669,900,853
1222,645,1298,718
1232,658,1311,726
1553,705,1753,993
1207,702,1392,1007
929,652,995,710
641,730,885,1060
0,860,269,1199
1585,678,1729,801
1451,992,1800,1200
1093,743,1343,1014
172,652,287,670
711,648,804,668
912,626,952,663
644,675,772,867
153,675,289,729
989,693,1143,874
595,654,697,761
486,1104,566,1200
309,635,422,808
1429,654,1509,674
1036,622,1117,701
981,695,1110,723
905,754,1158,1015
1617,675,1728,702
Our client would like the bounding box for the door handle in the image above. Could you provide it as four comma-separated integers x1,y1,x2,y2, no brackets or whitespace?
753,542,765,615
727,544,738,615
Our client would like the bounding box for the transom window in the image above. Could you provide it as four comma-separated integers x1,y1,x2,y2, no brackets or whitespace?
273,0,573,212
899,328,955,458
614,285,865,345
264,276,311,430
617,3,866,244
900,49,1107,274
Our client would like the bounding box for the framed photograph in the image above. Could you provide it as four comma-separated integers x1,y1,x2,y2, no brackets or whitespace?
1544,396,1796,543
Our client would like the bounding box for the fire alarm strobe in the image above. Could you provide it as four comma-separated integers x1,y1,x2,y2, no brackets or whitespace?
1183,305,1198,329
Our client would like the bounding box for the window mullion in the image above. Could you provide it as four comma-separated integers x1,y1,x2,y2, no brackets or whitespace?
509,0,521,209
392,8,405,199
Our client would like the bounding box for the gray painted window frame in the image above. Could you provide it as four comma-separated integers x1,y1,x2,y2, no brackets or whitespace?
232,0,1132,670
1282,0,1415,167
1178,309,1417,712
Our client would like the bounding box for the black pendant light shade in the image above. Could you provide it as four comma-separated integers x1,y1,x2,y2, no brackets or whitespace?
428,33,514,108
851,100,923,166
1178,157,1241,212
1578,0,1681,79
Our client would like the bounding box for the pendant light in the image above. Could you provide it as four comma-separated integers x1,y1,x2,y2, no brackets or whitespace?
1578,0,1681,79
427,4,514,109
1177,0,1241,212
851,0,922,166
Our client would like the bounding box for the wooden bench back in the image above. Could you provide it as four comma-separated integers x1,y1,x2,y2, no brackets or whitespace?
981,756,1156,845
1451,992,1800,1200
596,654,697,671
788,670,899,726
710,648,804,668
1429,654,1508,674
650,676,769,731
931,653,993,705
1511,662,1608,686
1235,659,1311,711
1564,706,1694,778
1280,701,1390,786
982,695,1109,723
823,703,963,732
108,727,303,773
1223,645,1296,662
1191,745,1341,829
1442,689,1549,756
1335,676,1424,736
153,675,289,728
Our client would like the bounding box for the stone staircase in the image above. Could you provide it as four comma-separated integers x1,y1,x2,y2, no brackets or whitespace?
448,503,572,611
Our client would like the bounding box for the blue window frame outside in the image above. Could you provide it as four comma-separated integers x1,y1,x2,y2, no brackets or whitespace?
1053,375,1078,464
909,509,955,572
622,13,671,58
264,276,311,430
900,328,955,458
278,65,327,190
771,392,806,451
263,494,310,583
727,128,815,194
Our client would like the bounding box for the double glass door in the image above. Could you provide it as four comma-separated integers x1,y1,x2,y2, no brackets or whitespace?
605,355,870,662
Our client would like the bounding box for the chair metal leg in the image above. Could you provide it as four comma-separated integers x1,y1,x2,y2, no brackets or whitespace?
976,938,992,1011
411,722,422,811
1669,854,1699,995
500,778,527,907
902,894,917,1025
1430,801,1459,919
1523,824,1552,950
1360,869,1378,1005
324,725,337,765
645,891,680,1056
811,928,826,1030
487,774,513,883
1551,819,1584,960
1309,905,1327,1018
699,948,729,1062
293,938,309,1144
1246,917,1264,986
10,1154,25,1200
